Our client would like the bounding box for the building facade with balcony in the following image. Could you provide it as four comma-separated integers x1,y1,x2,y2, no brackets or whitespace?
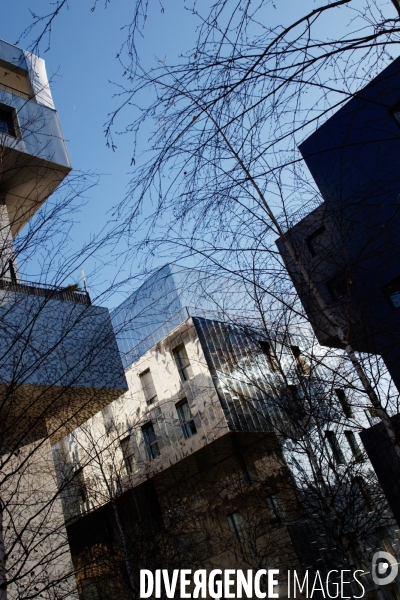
276,57,400,535
54,267,400,600
276,56,400,391
0,39,128,600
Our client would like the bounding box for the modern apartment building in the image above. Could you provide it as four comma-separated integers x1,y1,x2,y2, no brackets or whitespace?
276,57,400,532
276,56,400,391
54,267,400,600
0,39,127,600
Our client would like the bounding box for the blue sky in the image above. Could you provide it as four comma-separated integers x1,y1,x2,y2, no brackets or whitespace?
0,1,201,305
0,0,397,307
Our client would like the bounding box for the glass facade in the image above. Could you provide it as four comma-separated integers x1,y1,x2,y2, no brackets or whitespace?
111,264,248,369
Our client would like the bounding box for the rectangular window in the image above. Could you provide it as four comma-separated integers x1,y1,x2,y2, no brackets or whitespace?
139,369,158,405
288,385,307,421
175,530,209,562
173,344,193,381
327,272,349,301
382,276,400,309
176,399,197,439
142,422,160,460
306,226,325,257
326,431,346,464
259,341,279,372
81,578,100,600
365,407,379,426
266,493,287,521
0,107,15,137
353,476,374,511
102,405,115,435
335,388,354,418
290,346,310,375
120,435,137,474
345,431,364,463
74,468,88,504
391,103,400,126
227,512,245,542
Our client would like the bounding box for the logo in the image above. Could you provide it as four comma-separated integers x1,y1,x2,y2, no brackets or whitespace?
371,551,399,586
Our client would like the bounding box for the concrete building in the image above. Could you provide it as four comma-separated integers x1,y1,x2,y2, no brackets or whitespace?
54,267,400,600
0,39,127,600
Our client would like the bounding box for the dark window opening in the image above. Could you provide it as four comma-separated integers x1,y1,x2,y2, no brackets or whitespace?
382,276,400,309
345,431,364,462
0,107,15,137
120,435,136,474
142,422,160,460
176,399,197,439
80,578,100,600
353,476,374,511
288,385,307,421
291,345,310,375
326,431,346,464
175,530,209,563
139,369,158,405
327,272,349,301
306,226,325,257
259,341,279,372
173,344,192,381
101,405,115,435
8,260,16,283
266,493,287,522
335,388,354,418
74,468,88,504
390,102,400,127
227,512,246,542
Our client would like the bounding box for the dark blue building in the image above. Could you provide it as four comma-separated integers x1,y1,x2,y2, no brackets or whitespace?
277,57,400,392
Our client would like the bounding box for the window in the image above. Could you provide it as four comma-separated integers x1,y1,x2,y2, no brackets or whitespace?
173,344,193,382
120,435,137,474
353,476,374,511
365,406,379,426
81,579,100,600
288,385,307,421
142,422,160,459
290,346,310,375
101,405,115,435
335,388,354,418
139,369,158,405
175,530,209,563
382,276,400,309
306,226,325,257
0,107,15,137
227,512,245,542
8,260,16,283
266,493,287,522
327,272,349,300
326,431,346,464
259,341,279,372
74,468,88,504
345,431,364,462
390,102,400,127
176,399,197,439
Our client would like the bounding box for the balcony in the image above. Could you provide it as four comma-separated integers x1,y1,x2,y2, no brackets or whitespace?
0,277,91,305
0,40,71,236
0,282,127,447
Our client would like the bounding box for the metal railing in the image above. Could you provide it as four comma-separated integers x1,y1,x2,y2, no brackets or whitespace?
0,277,91,305
0,82,31,101
279,196,323,233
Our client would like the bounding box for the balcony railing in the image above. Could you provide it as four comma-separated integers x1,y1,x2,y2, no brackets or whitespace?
0,82,31,101
0,277,91,305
